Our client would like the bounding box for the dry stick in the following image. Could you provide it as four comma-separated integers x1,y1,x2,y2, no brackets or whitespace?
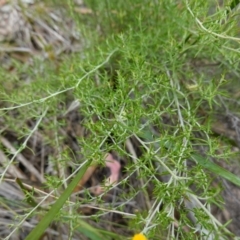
0,137,45,183
0,150,27,179
0,182,25,209
89,206,135,218
0,108,48,184
5,178,50,196
0,47,32,53
73,164,97,192
34,18,66,42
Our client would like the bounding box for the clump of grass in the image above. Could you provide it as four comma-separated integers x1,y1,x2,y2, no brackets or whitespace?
1,0,240,239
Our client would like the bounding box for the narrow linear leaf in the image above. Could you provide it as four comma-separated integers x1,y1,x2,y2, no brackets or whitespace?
229,0,240,11
75,221,104,240
226,0,240,15
191,154,240,187
16,178,39,208
25,161,92,240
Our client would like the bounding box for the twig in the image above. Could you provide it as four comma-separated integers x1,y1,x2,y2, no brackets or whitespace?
0,150,26,179
34,18,66,42
0,47,32,53
0,137,45,183
0,108,48,184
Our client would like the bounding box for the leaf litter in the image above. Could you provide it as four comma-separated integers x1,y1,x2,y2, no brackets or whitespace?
1,1,240,240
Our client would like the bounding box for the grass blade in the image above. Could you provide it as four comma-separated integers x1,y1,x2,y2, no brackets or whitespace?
25,161,92,240
191,154,240,187
16,178,39,208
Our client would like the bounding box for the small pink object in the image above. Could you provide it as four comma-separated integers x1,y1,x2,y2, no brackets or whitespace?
94,153,121,195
